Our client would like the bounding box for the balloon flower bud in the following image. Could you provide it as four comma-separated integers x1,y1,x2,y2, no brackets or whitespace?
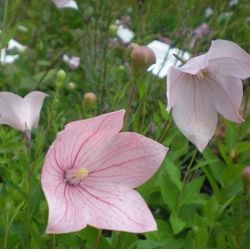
130,46,156,74
241,167,250,190
126,43,139,57
83,92,97,106
56,70,66,89
109,24,118,37
68,82,76,90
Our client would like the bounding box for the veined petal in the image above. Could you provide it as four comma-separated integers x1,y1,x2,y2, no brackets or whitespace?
79,182,157,233
167,66,186,111
206,73,243,123
86,132,168,188
42,138,89,234
178,53,208,75
53,110,125,169
208,39,250,79
42,182,87,234
0,92,25,131
24,91,47,130
172,74,218,152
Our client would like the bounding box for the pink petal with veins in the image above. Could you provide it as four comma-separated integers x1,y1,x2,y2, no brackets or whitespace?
208,39,250,79
167,66,185,111
170,73,218,152
78,182,157,233
43,182,88,234
206,74,243,123
87,132,167,188
52,110,125,170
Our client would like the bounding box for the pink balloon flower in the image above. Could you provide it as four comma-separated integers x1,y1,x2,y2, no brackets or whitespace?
167,39,250,152
41,110,168,234
0,91,47,138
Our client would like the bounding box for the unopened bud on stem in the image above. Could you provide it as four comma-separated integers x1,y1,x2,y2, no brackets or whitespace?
56,70,66,89
129,45,156,74
83,92,97,106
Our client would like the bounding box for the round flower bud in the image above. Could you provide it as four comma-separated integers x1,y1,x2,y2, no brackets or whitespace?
56,69,66,88
126,43,139,58
68,82,76,90
130,46,156,74
241,166,250,190
192,225,199,233
109,24,118,37
83,92,97,106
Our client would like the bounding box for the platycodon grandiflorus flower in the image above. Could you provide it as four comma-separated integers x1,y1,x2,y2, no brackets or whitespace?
167,39,250,151
41,110,168,234
0,91,47,139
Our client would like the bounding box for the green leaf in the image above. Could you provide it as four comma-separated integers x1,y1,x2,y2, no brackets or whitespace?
165,159,183,191
235,141,250,154
181,176,206,206
160,172,180,212
203,149,226,187
170,214,186,235
136,240,161,249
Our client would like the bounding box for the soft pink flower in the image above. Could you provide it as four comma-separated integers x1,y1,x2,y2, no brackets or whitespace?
190,23,211,48
63,55,80,70
0,91,47,134
167,39,250,152
41,110,167,234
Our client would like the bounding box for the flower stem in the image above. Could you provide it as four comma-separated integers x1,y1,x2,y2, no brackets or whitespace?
183,149,198,183
93,229,102,249
173,53,186,64
124,76,137,131
158,119,172,143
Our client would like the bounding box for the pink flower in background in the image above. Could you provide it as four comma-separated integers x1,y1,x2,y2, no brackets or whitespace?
0,91,47,137
167,39,250,152
190,23,211,48
41,110,167,234
52,0,78,10
63,55,80,70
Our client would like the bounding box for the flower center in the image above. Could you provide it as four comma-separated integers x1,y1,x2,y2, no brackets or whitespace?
196,70,207,80
65,167,89,186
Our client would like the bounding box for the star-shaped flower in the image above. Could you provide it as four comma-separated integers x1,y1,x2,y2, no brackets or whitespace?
41,110,168,234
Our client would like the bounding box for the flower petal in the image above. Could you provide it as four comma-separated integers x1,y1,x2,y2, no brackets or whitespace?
208,39,250,79
0,92,25,131
178,53,208,75
42,147,88,234
24,91,47,130
42,182,87,234
79,182,157,233
53,110,125,169
85,132,167,188
171,74,218,152
167,66,186,111
206,74,243,123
